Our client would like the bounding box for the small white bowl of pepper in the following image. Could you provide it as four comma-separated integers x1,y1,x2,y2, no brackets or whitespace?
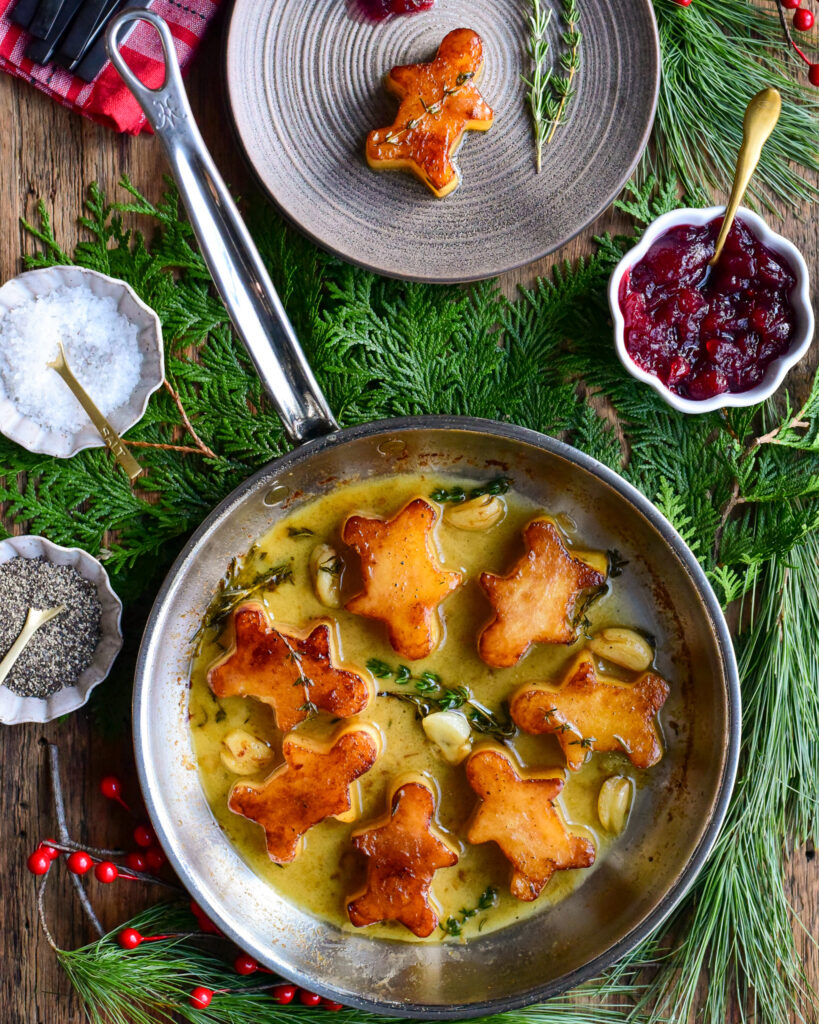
0,535,123,725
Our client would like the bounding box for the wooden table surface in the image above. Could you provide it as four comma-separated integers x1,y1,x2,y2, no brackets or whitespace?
0,15,816,1022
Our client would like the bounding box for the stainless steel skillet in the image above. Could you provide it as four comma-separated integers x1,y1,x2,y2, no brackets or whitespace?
107,13,740,1018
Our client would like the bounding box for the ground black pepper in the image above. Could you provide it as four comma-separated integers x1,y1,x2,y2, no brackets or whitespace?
0,557,101,698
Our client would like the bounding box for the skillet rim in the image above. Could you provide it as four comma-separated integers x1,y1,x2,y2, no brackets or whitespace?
133,414,741,1019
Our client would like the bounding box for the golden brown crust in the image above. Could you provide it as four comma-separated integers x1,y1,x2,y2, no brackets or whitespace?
347,779,458,937
228,723,382,864
465,747,595,901
207,603,374,730
343,498,463,660
478,519,607,667
510,652,670,771
365,28,494,198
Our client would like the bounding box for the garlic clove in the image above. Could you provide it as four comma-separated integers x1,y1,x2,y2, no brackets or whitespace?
422,710,473,764
310,543,342,608
220,729,274,776
588,628,654,673
444,494,505,532
597,775,633,835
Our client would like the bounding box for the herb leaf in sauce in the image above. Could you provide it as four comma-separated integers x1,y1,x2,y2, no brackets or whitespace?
440,886,498,938
430,477,511,504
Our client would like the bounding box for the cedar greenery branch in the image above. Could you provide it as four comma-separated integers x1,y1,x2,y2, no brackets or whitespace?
9,174,819,1023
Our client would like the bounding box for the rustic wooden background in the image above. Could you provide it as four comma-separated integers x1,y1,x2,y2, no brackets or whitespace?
0,12,817,1022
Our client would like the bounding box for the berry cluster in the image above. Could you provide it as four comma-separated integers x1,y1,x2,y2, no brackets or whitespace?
27,776,165,884
28,770,346,1015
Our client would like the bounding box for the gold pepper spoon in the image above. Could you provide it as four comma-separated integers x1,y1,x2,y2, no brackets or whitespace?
709,87,782,267
0,605,66,689
48,340,143,482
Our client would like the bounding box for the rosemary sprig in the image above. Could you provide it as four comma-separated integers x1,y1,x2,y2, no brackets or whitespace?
523,0,582,172
545,0,581,146
522,0,552,174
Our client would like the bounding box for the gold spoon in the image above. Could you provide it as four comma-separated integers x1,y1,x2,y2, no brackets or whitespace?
0,605,66,689
709,87,782,267
48,340,143,482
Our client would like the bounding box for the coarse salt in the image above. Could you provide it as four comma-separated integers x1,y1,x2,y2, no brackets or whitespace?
0,284,143,436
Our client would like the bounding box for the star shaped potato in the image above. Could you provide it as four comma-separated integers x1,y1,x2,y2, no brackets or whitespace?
347,778,458,938
465,747,595,901
478,519,607,667
366,28,494,198
207,603,374,730
510,652,670,771
229,723,382,864
343,498,463,660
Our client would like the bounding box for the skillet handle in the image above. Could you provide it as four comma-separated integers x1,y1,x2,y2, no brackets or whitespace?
105,10,339,445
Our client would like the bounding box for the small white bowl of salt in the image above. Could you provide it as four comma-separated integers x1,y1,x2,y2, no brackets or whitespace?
0,266,163,457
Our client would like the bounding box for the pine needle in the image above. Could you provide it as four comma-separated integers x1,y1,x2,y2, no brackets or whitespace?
647,0,819,212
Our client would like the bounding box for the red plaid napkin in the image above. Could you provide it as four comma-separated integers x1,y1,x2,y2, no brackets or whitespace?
0,0,220,133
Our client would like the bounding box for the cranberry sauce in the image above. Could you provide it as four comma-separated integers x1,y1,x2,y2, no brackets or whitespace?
355,0,434,20
619,216,797,401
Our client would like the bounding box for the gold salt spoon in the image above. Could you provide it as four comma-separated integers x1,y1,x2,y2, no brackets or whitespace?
48,340,143,482
0,605,66,689
709,87,782,267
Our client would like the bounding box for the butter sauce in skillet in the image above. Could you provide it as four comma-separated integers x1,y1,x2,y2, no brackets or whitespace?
189,473,675,942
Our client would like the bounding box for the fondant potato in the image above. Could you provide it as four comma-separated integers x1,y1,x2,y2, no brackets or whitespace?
229,723,382,864
343,498,463,660
511,652,669,771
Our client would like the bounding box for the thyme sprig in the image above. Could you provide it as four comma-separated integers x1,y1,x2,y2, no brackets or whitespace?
523,0,581,172
383,73,475,145
194,554,293,644
440,886,499,937
372,659,515,742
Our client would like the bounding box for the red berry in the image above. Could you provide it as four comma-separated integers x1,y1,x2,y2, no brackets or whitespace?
189,987,213,1009
94,861,119,884
144,846,166,872
27,850,51,875
671,0,692,6
794,7,814,29
234,953,258,975
133,823,155,848
783,0,801,7
67,851,93,875
118,928,143,950
300,990,322,1007
322,999,344,1011
39,841,60,861
125,851,147,872
100,775,122,799
272,984,297,1005
809,63,819,85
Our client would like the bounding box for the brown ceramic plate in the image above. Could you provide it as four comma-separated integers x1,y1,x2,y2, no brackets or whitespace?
223,0,659,282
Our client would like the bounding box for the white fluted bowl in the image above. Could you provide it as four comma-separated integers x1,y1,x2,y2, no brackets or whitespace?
608,206,814,414
0,535,123,724
0,266,164,457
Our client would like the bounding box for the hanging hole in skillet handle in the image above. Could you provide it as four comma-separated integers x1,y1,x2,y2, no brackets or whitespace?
106,10,187,130
105,11,339,447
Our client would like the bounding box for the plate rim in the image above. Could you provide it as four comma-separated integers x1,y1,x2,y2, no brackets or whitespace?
220,0,660,283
